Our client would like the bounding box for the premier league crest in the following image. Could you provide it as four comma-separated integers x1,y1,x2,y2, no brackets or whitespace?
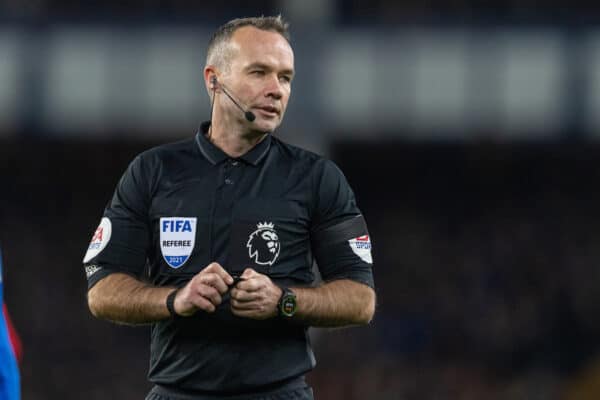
160,217,197,268
246,222,280,266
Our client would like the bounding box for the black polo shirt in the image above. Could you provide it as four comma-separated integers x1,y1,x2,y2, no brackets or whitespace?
83,122,374,394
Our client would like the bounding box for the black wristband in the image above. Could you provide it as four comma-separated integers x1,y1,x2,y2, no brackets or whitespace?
166,288,180,317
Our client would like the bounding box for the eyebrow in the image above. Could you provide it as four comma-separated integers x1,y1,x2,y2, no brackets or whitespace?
245,62,295,77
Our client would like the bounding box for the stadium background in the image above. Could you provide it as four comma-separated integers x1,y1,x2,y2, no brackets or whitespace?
2,1,600,399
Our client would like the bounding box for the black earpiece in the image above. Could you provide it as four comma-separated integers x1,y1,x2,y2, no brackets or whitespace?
210,76,218,89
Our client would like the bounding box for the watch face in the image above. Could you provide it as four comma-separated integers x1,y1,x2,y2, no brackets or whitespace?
281,295,297,317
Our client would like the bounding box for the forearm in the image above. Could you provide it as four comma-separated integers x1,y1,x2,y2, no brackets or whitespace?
87,272,174,325
291,279,375,327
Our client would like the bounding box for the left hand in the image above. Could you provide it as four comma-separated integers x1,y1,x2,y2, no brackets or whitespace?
230,268,282,320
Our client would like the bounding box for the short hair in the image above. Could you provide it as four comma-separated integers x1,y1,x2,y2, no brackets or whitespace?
206,15,291,71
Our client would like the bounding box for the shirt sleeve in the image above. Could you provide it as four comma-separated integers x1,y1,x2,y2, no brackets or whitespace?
310,159,374,288
83,154,152,288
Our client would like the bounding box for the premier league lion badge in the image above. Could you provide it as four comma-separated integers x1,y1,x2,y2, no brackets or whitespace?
246,222,280,266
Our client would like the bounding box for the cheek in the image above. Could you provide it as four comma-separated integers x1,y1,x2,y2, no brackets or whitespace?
280,88,291,107
237,81,257,96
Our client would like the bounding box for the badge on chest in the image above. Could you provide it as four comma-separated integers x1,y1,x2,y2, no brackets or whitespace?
228,221,281,274
247,222,280,266
160,217,197,268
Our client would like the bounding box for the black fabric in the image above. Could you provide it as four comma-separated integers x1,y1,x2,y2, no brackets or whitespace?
146,376,312,400
311,215,374,288
82,123,374,393
146,387,313,400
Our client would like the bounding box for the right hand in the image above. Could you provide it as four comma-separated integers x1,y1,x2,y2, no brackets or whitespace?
174,262,234,316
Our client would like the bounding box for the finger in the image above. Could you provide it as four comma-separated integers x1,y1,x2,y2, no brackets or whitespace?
231,306,268,320
199,272,229,294
196,285,222,306
230,288,259,302
240,268,256,279
191,295,216,313
230,307,252,317
230,299,262,311
204,262,234,286
231,275,244,287
237,277,262,292
230,298,250,310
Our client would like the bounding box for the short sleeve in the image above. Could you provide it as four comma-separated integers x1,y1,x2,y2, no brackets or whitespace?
83,155,152,288
310,160,374,288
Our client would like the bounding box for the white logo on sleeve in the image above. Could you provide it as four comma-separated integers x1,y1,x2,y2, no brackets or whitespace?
83,217,112,263
85,264,102,278
348,235,373,264
160,217,197,268
247,222,280,266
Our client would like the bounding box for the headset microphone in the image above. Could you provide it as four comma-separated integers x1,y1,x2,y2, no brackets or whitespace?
212,77,256,122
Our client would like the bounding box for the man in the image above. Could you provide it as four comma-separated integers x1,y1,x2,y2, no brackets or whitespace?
0,248,20,400
84,16,375,400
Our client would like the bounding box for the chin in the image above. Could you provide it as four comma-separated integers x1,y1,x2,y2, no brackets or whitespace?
253,120,279,133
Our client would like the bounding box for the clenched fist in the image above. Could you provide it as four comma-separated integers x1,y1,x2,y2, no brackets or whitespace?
230,268,282,320
174,262,234,316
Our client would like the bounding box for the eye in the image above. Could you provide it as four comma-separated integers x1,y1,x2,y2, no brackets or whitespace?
279,75,292,83
251,70,265,76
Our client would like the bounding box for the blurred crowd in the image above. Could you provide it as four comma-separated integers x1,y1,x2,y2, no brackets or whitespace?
305,142,600,399
2,0,600,23
339,0,600,23
0,0,274,20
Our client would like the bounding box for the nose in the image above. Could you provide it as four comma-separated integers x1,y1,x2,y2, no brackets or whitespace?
264,74,283,100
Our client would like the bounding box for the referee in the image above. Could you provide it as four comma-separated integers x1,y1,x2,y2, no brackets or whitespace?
84,16,375,400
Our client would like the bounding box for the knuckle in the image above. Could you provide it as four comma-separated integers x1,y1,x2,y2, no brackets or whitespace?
217,285,228,294
199,272,210,280
206,288,218,299
212,262,224,271
198,286,212,298
206,262,218,271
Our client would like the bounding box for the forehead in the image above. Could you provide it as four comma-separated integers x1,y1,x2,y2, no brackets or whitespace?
228,26,294,71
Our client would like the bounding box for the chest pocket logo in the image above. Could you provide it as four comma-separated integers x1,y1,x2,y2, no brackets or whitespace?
160,217,197,268
246,222,280,266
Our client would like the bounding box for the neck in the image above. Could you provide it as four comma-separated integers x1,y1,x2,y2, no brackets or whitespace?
208,111,267,158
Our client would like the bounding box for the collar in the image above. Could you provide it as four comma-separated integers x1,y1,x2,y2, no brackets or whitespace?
195,121,272,166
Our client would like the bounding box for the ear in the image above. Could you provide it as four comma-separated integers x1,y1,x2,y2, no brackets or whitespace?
204,66,219,91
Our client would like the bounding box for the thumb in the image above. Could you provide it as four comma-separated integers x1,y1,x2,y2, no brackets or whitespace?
241,268,256,279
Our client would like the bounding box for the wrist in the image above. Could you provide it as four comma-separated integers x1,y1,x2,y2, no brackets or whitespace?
277,286,297,318
165,288,180,318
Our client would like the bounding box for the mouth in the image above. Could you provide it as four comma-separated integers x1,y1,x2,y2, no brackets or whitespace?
254,105,280,117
